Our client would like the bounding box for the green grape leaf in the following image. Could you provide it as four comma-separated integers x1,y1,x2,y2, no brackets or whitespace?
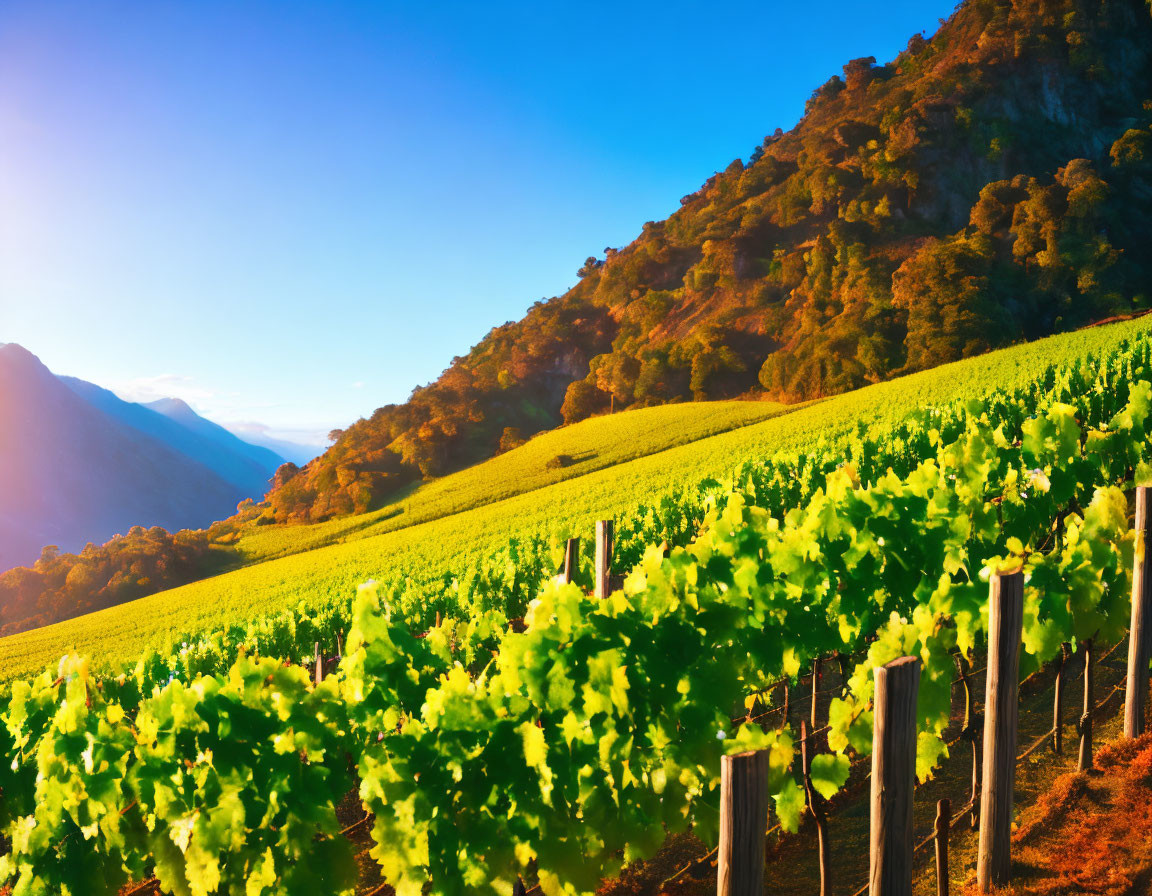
773,779,806,833
827,697,872,755
809,754,850,801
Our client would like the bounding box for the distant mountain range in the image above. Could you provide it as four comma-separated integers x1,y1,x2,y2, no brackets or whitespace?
0,343,289,572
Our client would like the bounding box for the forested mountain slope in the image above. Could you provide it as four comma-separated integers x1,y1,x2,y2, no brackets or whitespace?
270,0,1152,523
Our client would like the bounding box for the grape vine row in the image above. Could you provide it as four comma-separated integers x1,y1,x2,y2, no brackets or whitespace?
2,337,1151,895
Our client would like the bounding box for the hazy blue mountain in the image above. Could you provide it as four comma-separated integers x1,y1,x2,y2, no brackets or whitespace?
57,380,285,498
0,344,283,572
224,423,325,466
144,399,286,472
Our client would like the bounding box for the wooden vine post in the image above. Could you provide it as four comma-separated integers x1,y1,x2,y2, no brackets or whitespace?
1078,639,1094,771
562,537,579,585
1125,485,1152,738
869,655,920,896
717,749,770,896
976,569,1024,893
935,798,951,896
1052,643,1070,754
594,520,613,599
314,641,323,686
801,721,831,896
810,657,822,731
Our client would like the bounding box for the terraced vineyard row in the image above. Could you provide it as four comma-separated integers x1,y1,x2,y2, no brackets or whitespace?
3,318,1151,683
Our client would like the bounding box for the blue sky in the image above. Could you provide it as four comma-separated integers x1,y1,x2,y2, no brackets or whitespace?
0,0,956,444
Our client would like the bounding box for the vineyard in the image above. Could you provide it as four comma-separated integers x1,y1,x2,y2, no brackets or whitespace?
3,322,1152,895
3,316,1152,683
235,399,793,565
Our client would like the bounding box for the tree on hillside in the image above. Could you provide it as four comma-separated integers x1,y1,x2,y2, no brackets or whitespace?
561,380,608,424
498,427,526,453
591,352,641,410
892,235,1006,371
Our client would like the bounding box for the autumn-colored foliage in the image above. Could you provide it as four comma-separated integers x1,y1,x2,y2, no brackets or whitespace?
0,500,270,634
269,0,1152,523
0,525,218,635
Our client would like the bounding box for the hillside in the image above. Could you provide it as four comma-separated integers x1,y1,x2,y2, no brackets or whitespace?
4,314,1147,681
268,0,1152,523
236,399,791,564
6,0,1151,635
0,397,786,637
9,3,1152,892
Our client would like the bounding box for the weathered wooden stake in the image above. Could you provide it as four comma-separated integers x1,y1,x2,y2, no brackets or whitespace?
1052,643,1069,754
780,678,791,731
935,798,950,896
1078,638,1095,771
976,570,1024,893
1126,486,1152,738
562,537,579,585
314,641,323,686
717,749,770,896
869,655,920,896
801,721,831,896
594,520,613,599
336,632,343,660
810,657,822,732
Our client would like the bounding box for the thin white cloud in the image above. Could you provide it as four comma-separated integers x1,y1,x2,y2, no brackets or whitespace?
228,420,332,449
109,375,278,418
109,374,215,407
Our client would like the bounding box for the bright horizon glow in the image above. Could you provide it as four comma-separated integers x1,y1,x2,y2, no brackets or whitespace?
0,0,956,442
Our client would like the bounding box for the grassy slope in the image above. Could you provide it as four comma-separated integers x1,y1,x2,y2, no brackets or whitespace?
3,317,1151,680
234,400,791,564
